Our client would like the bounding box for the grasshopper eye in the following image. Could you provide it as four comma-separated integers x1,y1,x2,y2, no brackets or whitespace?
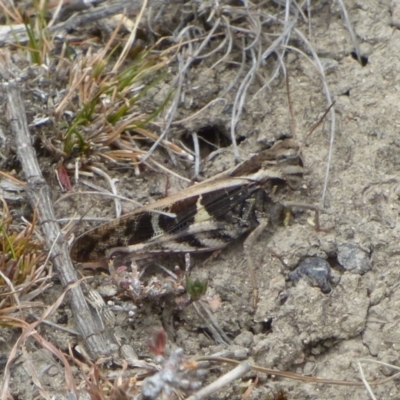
276,147,303,166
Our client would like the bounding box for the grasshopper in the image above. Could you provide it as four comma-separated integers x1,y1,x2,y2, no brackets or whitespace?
70,139,304,305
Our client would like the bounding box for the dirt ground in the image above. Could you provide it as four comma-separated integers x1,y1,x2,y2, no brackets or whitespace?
3,0,400,399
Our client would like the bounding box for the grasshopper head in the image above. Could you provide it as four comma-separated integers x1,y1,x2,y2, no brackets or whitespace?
273,139,304,190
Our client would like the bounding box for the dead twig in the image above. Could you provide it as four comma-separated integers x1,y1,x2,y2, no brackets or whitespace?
195,356,400,387
185,362,252,400
5,80,111,358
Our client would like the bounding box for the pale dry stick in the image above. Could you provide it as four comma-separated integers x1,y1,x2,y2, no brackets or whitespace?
336,0,362,65
89,166,121,218
260,15,296,63
243,7,262,52
359,358,400,372
47,0,64,28
191,132,201,179
230,46,260,162
137,18,223,163
358,362,377,400
58,192,177,220
49,0,136,35
358,358,400,400
225,1,262,51
185,362,252,400
97,150,142,168
0,302,43,315
147,6,160,37
292,28,335,208
5,80,110,358
33,231,61,292
57,217,111,223
210,15,233,70
273,0,295,58
283,0,292,28
250,16,297,101
192,302,230,346
0,0,135,45
250,0,294,85
198,300,232,344
291,0,308,23
243,219,269,308
195,30,227,60
250,7,292,98
155,22,227,77
172,20,222,87
112,0,148,72
54,64,93,117
134,126,192,159
210,9,258,85
19,283,53,302
0,0,20,21
54,190,143,208
172,98,227,124
305,0,311,38
139,56,184,164
0,282,81,399
24,346,51,400
285,72,297,140
79,178,118,195
227,24,259,36
195,356,400,387
144,157,192,184
219,46,247,99
185,135,221,160
177,140,196,160
195,136,220,152
71,179,129,222
155,262,179,280
251,49,285,101
92,12,127,67
173,24,202,55
0,270,20,310
0,170,26,185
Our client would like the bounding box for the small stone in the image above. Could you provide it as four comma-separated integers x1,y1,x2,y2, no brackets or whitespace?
233,331,254,348
289,257,332,293
97,284,118,297
46,366,59,377
391,0,400,28
337,243,371,274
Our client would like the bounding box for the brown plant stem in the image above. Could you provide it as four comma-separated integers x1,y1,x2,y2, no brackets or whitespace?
5,80,112,358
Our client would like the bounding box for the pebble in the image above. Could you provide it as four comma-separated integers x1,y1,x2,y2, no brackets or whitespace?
289,257,332,293
337,243,371,274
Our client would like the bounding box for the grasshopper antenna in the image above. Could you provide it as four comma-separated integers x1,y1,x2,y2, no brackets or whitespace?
286,72,297,140
298,102,336,154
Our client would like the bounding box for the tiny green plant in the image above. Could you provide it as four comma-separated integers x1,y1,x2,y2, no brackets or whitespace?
185,275,208,302
21,0,52,66
0,199,45,301
57,43,174,167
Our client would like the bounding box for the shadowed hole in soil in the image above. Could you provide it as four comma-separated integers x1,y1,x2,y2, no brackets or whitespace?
181,125,231,159
252,318,273,334
351,51,368,66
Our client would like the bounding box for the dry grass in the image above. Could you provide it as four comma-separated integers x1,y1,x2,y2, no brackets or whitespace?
0,196,46,302
0,0,380,398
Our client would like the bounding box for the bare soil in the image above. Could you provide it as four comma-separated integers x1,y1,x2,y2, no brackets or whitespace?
2,0,400,399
